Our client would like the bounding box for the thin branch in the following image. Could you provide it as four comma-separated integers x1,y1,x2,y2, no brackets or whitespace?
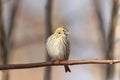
0,60,120,70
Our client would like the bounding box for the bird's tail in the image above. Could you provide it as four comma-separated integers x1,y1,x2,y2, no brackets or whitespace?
64,65,71,72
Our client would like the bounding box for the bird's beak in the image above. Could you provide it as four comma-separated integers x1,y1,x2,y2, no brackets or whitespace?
66,31,69,35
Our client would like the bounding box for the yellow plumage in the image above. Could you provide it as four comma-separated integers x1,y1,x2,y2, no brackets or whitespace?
46,27,71,72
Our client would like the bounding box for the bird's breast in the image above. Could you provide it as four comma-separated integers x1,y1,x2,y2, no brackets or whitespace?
47,37,65,60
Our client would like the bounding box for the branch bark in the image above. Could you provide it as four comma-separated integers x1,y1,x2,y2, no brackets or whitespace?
0,60,119,70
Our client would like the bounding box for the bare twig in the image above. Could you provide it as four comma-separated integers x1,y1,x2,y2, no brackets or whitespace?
0,60,119,70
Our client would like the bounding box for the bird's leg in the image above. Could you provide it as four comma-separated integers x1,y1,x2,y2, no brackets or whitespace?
58,60,61,64
51,59,56,64
59,60,64,64
54,60,61,64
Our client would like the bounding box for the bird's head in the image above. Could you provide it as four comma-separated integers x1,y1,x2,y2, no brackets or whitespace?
54,26,69,36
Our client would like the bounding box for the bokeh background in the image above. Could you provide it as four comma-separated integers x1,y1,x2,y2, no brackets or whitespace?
1,0,120,80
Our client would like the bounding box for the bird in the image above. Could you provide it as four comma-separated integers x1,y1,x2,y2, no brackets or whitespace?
46,26,71,72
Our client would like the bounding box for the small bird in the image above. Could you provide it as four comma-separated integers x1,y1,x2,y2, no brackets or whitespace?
46,27,71,72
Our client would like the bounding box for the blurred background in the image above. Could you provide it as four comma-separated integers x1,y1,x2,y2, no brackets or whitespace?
0,0,120,80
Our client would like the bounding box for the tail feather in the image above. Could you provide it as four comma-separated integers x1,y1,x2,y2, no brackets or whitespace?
64,65,71,72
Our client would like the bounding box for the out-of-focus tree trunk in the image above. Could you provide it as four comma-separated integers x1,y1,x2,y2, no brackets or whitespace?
93,0,105,39
106,0,120,80
93,0,106,57
44,0,53,80
93,0,113,53
0,0,9,80
1,0,18,80
3,0,19,62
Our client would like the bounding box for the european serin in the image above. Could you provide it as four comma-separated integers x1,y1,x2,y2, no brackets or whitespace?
46,27,71,72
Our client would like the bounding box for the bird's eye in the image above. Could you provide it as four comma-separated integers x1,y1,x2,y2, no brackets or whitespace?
58,32,61,34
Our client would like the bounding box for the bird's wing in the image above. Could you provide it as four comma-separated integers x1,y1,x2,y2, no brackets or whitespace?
63,38,70,60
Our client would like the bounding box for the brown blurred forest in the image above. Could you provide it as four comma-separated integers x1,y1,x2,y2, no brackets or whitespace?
0,0,120,80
